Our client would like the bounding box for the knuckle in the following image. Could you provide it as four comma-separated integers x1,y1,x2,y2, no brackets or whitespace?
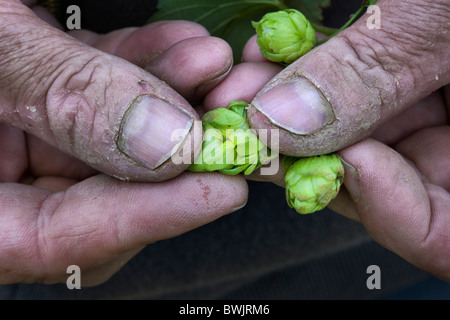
45,53,113,154
331,31,400,112
330,0,450,111
383,3,449,71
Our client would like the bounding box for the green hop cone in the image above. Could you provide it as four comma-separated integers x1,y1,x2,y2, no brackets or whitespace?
283,154,344,214
252,9,317,64
188,101,277,176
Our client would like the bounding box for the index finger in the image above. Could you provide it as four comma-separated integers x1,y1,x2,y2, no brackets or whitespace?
338,138,450,281
0,172,248,285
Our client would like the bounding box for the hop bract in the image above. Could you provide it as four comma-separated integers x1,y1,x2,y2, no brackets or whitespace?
188,101,277,176
283,154,344,214
252,9,317,64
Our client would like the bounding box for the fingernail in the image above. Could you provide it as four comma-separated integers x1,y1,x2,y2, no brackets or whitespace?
193,60,233,101
229,202,247,213
339,156,361,201
251,78,335,135
117,95,193,170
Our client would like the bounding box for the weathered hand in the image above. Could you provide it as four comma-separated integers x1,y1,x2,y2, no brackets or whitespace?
247,0,449,157
0,0,247,286
206,0,450,282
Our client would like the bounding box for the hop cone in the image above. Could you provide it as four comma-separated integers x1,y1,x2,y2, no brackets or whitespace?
252,9,317,64
188,101,276,175
283,154,344,214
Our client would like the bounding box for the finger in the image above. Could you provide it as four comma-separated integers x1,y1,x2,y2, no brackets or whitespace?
0,124,27,182
0,172,248,285
19,19,230,180
242,34,269,63
32,176,78,192
69,23,232,104
338,138,450,281
203,62,283,110
371,91,448,145
327,187,360,222
201,61,284,189
248,0,450,156
145,36,233,103
70,20,210,68
27,135,97,180
0,2,203,182
445,85,450,109
395,126,450,191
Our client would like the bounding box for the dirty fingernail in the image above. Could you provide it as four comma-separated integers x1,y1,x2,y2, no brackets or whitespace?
117,95,193,170
251,78,335,135
339,157,361,201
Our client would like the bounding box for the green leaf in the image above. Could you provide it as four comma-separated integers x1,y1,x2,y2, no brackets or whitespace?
147,0,331,62
148,0,287,62
284,0,331,24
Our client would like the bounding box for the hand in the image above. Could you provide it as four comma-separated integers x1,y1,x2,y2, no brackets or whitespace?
0,0,247,285
205,0,450,281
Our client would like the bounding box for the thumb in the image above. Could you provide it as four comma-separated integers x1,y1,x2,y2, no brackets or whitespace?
0,1,200,182
248,0,450,156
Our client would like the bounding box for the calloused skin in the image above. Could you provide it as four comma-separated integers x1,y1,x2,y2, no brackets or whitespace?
204,0,450,282
0,1,248,285
2,0,449,289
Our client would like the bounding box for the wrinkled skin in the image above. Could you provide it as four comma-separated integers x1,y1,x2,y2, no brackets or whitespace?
2,0,450,288
247,1,450,157
0,0,247,285
205,0,450,282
